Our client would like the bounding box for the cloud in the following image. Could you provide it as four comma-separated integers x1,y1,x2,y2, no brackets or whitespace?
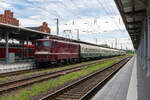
0,0,13,12
19,18,42,27
0,0,134,50
27,0,45,2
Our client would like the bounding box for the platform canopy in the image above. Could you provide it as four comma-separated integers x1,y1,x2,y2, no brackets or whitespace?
0,22,49,41
114,0,147,49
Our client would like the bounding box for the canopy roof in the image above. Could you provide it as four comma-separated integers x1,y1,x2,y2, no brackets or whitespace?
114,0,147,49
0,22,49,41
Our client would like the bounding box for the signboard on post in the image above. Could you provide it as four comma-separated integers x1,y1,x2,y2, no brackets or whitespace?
8,53,15,63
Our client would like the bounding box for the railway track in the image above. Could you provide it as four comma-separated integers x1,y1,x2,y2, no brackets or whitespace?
0,62,94,78
0,67,36,77
0,63,66,77
39,57,130,100
0,56,124,95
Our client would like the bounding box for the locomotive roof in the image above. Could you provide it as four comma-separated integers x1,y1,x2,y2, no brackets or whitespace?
79,43,123,52
36,38,125,52
36,38,78,45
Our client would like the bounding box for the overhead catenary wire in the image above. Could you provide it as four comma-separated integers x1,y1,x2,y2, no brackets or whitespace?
27,0,127,46
27,0,83,23
70,0,126,45
106,0,125,32
27,0,84,38
96,0,126,48
23,0,125,34
96,0,123,33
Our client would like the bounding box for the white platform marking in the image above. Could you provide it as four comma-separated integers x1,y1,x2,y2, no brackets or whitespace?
126,56,137,100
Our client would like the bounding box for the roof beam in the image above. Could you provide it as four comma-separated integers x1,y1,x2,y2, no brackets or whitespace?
127,21,142,25
137,0,147,8
130,32,141,35
131,0,135,12
114,0,129,28
114,0,126,22
124,9,146,15
128,27,141,30
114,0,145,49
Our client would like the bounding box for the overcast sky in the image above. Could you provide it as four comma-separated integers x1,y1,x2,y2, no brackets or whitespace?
0,0,134,50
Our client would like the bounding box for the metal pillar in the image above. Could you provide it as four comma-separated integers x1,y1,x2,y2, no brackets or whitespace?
77,30,79,40
75,29,80,40
139,40,142,65
26,37,29,58
141,36,144,66
56,18,59,36
5,33,9,64
22,40,25,60
147,1,150,76
144,19,147,70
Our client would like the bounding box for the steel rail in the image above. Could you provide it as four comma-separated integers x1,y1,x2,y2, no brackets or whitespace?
0,57,120,95
39,57,130,100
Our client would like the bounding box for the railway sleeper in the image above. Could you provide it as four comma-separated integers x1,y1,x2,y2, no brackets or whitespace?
38,57,130,100
55,96,80,100
62,93,83,96
55,98,78,100
63,91,83,95
65,91,84,95
58,94,81,98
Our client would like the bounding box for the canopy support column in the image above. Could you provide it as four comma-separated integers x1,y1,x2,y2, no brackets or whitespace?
5,32,9,64
147,1,150,76
26,37,29,58
144,19,147,70
22,40,25,60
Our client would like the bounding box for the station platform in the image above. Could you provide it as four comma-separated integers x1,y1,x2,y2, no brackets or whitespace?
92,55,150,100
0,60,34,73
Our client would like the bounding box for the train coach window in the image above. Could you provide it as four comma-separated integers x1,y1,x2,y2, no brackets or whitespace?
27,48,31,55
62,43,65,48
43,41,50,47
36,41,42,47
64,43,67,48
68,44,70,48
0,43,4,47
52,42,57,48
72,45,74,48
69,44,72,48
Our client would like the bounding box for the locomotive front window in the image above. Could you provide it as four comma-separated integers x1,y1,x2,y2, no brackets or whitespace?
43,41,50,47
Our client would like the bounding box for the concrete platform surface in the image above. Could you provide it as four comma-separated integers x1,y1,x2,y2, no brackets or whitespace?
0,62,34,73
127,56,150,100
92,56,135,100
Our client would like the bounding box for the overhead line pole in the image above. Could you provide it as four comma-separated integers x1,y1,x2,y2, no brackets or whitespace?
56,18,59,36
115,38,117,49
77,29,79,40
75,29,80,40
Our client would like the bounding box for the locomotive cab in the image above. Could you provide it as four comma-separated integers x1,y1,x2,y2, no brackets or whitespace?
34,40,51,63
34,39,79,66
35,40,50,53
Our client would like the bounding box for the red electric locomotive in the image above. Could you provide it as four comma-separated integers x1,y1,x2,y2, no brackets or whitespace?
0,43,35,59
34,39,79,65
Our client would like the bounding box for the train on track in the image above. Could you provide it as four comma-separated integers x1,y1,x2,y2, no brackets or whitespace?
34,39,126,66
0,43,35,59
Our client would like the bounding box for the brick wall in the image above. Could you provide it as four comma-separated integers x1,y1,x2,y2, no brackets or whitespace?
39,22,51,33
0,10,19,26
